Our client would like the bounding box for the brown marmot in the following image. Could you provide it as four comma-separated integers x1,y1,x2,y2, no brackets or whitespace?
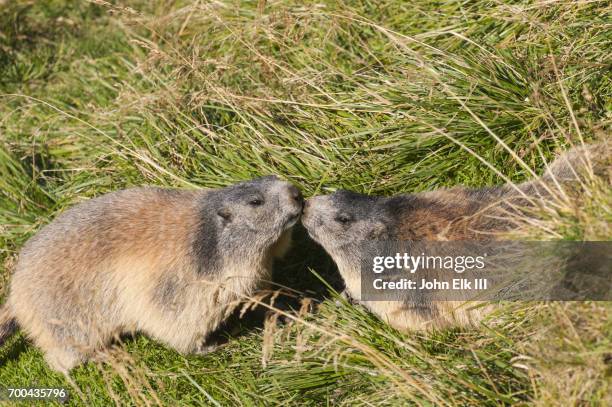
0,176,303,373
302,143,609,331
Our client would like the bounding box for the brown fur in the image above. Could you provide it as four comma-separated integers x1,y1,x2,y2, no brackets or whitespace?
0,176,302,373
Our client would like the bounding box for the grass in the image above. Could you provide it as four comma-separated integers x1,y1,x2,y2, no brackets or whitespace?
0,0,610,405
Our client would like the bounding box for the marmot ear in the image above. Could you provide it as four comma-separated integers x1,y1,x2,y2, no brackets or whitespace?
368,222,388,239
217,207,232,224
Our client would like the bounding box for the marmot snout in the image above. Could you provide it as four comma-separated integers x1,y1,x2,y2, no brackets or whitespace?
0,175,303,373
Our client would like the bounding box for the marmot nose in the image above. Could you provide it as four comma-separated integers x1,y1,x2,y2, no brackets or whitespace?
288,184,303,206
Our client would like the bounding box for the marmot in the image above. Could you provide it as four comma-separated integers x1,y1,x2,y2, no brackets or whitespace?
302,143,609,331
0,176,303,373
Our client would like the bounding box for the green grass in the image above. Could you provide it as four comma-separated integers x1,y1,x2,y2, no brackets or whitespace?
0,0,610,405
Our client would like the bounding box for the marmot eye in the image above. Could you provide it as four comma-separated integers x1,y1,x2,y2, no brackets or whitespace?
335,214,352,224
249,198,264,206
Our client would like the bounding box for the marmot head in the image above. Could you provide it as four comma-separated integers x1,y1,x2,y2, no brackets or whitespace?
195,176,303,268
302,190,394,256
210,175,302,238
